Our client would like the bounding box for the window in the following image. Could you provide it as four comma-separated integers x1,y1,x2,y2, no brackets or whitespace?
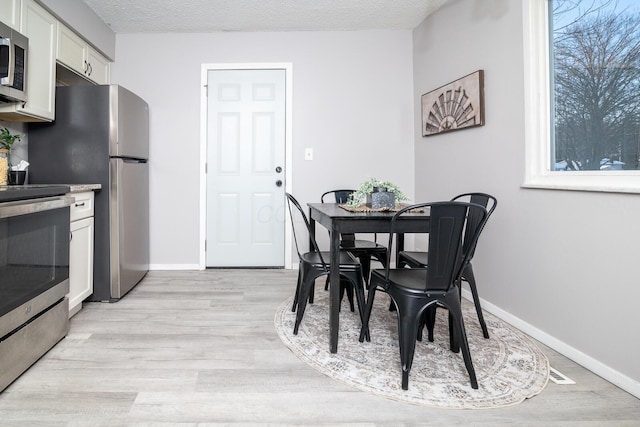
523,0,640,193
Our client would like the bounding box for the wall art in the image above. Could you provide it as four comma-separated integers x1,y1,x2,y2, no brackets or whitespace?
421,70,484,137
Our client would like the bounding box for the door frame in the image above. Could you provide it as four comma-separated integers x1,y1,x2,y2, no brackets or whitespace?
199,63,293,270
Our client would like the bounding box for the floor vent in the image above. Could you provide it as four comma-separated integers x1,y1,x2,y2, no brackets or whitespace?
549,367,576,385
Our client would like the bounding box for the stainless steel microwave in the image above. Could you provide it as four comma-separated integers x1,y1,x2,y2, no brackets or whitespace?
0,20,28,104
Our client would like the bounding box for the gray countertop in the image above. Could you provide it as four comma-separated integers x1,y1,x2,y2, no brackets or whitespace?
67,184,102,193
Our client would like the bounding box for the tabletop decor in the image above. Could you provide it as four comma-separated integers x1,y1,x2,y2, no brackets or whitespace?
275,288,549,409
346,178,409,210
421,70,485,137
0,127,23,185
339,203,423,213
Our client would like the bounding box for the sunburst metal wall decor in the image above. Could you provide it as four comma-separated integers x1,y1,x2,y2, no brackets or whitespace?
421,70,485,137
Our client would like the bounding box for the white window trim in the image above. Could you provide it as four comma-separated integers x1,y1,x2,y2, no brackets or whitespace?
522,0,640,194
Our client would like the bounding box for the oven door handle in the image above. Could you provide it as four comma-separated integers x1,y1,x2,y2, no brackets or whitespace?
0,196,74,219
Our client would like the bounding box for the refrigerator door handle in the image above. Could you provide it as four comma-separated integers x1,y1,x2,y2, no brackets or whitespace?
111,156,148,164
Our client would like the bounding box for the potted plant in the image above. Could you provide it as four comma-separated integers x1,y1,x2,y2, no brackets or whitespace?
0,127,24,185
346,178,409,208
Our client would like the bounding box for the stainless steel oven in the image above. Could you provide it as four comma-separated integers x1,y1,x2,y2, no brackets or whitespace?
0,190,72,391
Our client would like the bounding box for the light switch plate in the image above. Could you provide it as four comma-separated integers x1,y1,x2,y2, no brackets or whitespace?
305,148,313,161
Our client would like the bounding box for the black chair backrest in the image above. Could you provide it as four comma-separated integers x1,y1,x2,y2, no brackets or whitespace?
285,193,328,267
451,193,497,260
321,189,358,241
385,201,487,292
321,189,355,204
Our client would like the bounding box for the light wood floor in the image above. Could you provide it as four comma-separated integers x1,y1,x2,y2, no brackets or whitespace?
0,269,638,425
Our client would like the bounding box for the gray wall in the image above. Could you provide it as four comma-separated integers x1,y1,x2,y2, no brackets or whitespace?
111,31,415,269
413,0,640,394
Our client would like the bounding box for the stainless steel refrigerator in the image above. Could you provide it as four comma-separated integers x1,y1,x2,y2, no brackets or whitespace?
28,84,149,301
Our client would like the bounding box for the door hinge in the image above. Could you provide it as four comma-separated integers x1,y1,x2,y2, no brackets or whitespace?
204,240,207,251
205,162,208,174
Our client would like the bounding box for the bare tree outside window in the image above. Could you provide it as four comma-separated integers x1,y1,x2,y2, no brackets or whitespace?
551,0,640,171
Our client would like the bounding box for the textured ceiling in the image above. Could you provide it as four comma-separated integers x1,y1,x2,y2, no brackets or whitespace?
80,0,451,33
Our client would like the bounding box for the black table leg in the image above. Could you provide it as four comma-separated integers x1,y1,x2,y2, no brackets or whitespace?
308,209,316,253
329,225,340,353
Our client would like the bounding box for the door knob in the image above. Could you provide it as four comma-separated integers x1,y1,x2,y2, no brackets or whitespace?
276,180,283,187
275,166,282,173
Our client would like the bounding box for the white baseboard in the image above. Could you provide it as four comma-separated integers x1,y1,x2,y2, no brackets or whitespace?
148,264,201,270
461,289,640,399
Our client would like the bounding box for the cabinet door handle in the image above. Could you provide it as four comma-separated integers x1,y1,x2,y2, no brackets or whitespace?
84,60,89,74
75,202,85,207
88,63,93,76
69,231,73,242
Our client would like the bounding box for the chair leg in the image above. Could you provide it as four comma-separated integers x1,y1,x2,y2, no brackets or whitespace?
343,278,355,312
359,285,377,342
308,283,315,304
445,292,478,389
347,271,369,342
448,310,459,353
293,274,318,335
358,255,372,288
417,311,424,342
463,265,489,339
292,268,303,312
392,293,423,390
416,309,428,342
424,305,437,342
331,275,356,313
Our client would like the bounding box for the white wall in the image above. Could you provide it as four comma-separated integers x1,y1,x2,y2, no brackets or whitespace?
413,0,640,395
111,30,415,269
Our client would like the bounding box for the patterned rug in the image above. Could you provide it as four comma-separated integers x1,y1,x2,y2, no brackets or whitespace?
274,289,549,409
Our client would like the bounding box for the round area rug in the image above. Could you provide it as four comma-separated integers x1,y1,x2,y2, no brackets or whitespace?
274,289,549,409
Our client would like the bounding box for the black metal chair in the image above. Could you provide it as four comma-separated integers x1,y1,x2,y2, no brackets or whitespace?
398,192,497,339
285,193,368,337
359,201,487,390
321,189,387,287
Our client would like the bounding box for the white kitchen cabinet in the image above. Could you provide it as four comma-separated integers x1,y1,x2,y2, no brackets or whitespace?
56,23,86,75
86,46,110,84
0,0,56,121
0,0,21,30
68,191,95,317
57,23,110,85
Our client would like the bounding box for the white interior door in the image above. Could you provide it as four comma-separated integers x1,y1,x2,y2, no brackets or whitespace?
205,69,286,267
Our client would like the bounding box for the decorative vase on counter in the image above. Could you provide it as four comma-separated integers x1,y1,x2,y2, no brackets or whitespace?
8,170,26,185
366,186,396,209
0,149,8,185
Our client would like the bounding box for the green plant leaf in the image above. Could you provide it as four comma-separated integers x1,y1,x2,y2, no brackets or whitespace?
345,178,409,207
0,127,23,150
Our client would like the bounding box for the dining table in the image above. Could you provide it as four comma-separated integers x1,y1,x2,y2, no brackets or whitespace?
307,202,430,353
